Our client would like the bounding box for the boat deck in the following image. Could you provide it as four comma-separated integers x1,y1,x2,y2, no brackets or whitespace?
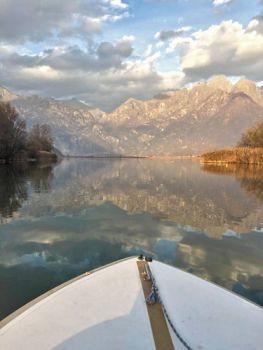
0,258,155,350
1,257,263,350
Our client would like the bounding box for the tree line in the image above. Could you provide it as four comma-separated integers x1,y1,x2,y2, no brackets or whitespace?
0,102,54,161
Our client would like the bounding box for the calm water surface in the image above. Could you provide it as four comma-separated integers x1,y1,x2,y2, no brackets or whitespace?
0,159,263,320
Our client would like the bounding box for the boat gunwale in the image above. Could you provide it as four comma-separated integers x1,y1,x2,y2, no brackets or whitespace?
0,256,136,329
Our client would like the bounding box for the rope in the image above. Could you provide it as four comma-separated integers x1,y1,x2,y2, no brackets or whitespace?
146,264,193,350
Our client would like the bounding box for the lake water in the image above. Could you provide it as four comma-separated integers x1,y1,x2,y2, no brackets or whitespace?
0,159,262,320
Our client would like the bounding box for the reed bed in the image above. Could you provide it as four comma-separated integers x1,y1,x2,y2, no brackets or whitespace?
201,147,263,164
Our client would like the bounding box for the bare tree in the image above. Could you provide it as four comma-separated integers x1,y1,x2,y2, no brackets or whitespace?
27,124,54,157
238,122,263,148
0,102,27,160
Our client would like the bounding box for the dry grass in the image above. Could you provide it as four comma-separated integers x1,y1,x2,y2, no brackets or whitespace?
201,147,263,164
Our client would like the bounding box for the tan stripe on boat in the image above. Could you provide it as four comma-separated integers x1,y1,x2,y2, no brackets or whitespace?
137,260,174,350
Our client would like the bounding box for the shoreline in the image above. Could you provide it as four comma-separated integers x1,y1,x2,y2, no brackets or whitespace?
0,152,58,165
64,155,199,160
148,155,198,160
65,155,148,159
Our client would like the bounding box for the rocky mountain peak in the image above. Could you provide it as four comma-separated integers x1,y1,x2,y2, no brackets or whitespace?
234,78,256,90
233,79,257,94
207,75,233,92
233,79,263,106
0,86,18,102
123,97,141,107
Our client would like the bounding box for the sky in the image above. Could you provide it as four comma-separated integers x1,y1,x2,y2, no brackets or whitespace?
0,0,262,111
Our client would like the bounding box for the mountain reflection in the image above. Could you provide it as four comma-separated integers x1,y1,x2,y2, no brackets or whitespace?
0,159,263,319
19,159,263,237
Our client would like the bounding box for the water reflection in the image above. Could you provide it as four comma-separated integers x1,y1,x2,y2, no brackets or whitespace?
0,166,28,220
19,159,263,237
29,164,54,193
0,164,54,222
0,159,262,320
176,233,263,305
202,163,263,204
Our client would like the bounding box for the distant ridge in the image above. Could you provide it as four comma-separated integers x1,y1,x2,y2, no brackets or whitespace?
1,75,263,156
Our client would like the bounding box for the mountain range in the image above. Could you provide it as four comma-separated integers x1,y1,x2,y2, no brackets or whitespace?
1,75,263,156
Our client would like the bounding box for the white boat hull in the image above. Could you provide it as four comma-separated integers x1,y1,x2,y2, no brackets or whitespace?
0,257,262,350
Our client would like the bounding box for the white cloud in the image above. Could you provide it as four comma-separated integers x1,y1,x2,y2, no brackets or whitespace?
0,0,262,111
159,71,185,91
145,51,161,64
168,20,263,81
107,0,128,9
213,0,232,7
248,17,263,34
120,35,135,43
22,66,61,80
0,0,129,43
0,37,184,110
144,44,153,57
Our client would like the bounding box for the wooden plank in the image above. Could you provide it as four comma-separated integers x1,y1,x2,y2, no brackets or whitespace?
137,260,175,350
